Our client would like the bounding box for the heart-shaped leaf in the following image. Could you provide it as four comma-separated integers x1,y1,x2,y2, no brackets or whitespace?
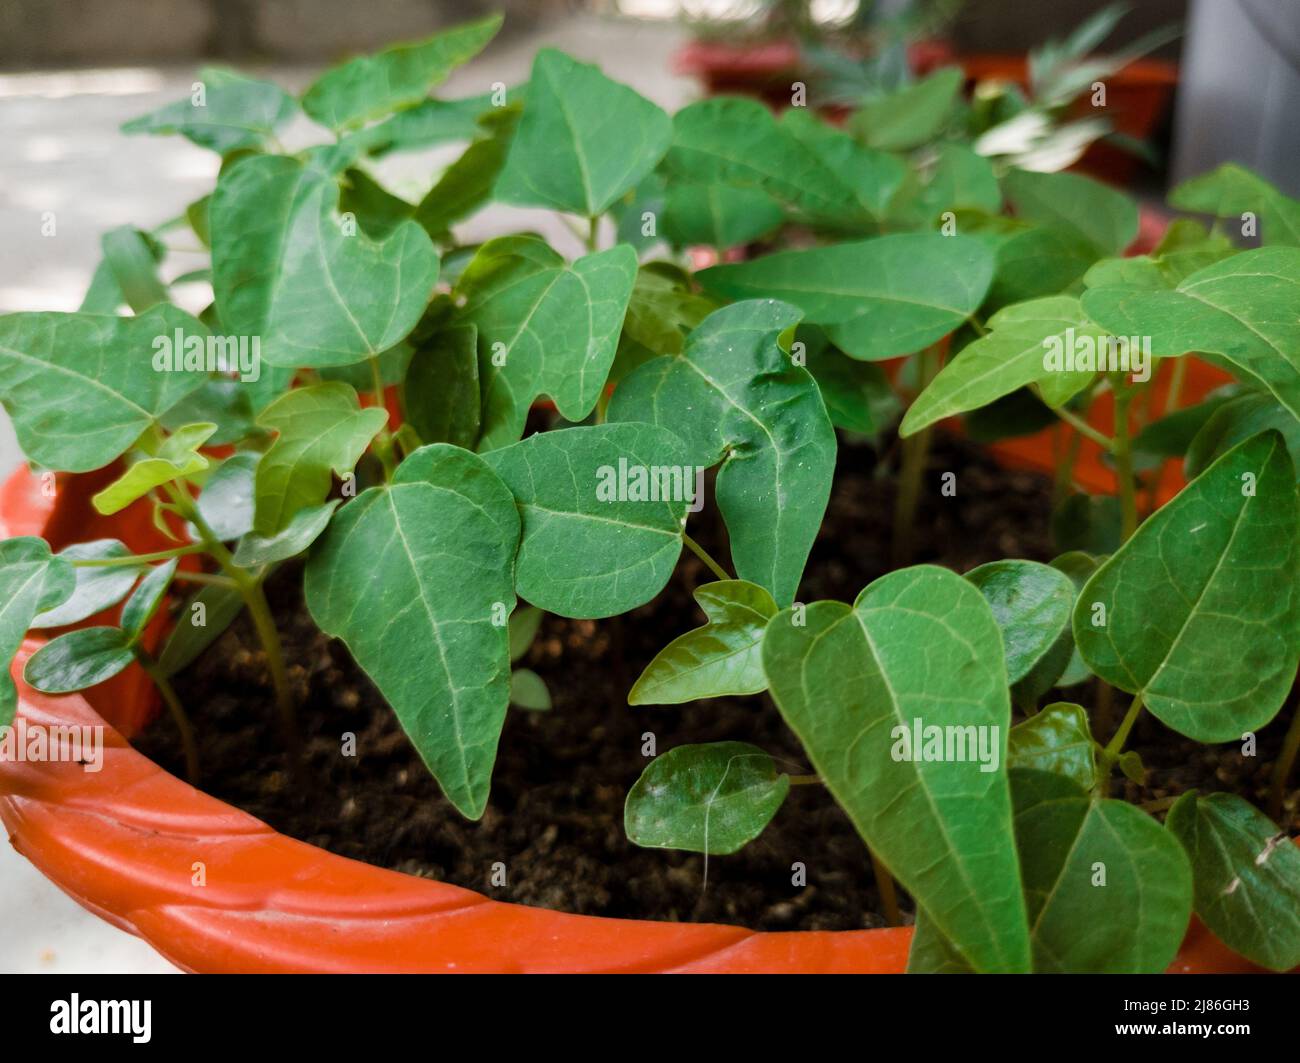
901,296,1101,436
697,234,993,361
629,580,777,705
414,106,519,237
762,565,1031,973
457,236,637,450
301,15,502,132
122,67,297,154
1166,791,1300,972
253,383,388,535
0,539,75,724
0,305,210,472
1073,431,1300,743
965,560,1075,684
494,48,671,217
24,627,135,694
1006,702,1097,790
482,423,689,619
624,741,789,854
305,444,521,819
211,155,439,368
610,300,834,607
1082,247,1300,420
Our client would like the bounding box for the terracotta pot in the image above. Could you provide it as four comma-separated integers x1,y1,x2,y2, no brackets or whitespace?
0,463,1278,973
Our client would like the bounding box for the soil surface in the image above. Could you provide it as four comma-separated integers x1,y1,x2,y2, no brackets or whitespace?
136,433,1299,931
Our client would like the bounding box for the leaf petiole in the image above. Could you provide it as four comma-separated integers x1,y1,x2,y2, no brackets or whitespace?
681,532,733,582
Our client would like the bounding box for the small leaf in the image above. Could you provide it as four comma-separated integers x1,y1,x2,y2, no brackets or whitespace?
233,500,340,568
0,305,209,473
482,423,689,619
762,566,1031,973
507,606,543,663
195,451,259,542
414,106,519,236
30,540,143,629
121,559,177,637
23,627,135,694
509,668,551,711
253,383,388,535
156,584,245,678
494,48,672,217
92,422,216,516
610,300,835,606
1006,702,1097,790
122,66,296,154
624,742,789,855
1167,792,1300,972
851,68,963,150
697,234,994,361
0,538,75,724
100,226,168,312
301,15,502,132
457,236,637,450
1073,431,1300,743
305,444,521,819
965,560,1075,684
629,580,777,705
802,326,900,436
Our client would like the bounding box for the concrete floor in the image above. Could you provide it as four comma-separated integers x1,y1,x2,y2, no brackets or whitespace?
0,14,694,973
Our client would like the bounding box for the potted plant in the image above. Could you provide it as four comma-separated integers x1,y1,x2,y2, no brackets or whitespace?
2,12,1298,975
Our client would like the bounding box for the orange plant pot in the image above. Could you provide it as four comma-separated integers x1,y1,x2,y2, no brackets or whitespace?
0,464,1274,973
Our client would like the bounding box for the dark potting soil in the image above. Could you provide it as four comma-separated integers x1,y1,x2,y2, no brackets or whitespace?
135,433,1300,931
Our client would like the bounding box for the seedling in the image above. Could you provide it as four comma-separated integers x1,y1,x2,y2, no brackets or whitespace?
1,13,1298,974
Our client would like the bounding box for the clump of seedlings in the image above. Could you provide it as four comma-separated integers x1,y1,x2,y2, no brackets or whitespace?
2,13,1299,974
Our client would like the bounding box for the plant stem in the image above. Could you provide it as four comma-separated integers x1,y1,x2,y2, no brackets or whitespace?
870,850,903,927
172,570,238,588
1112,387,1139,542
369,355,397,481
893,346,940,566
1053,427,1083,506
73,544,206,567
139,655,199,785
1053,404,1115,453
1165,356,1188,415
585,214,600,254
682,532,733,582
1269,705,1300,822
1095,691,1144,796
787,774,821,786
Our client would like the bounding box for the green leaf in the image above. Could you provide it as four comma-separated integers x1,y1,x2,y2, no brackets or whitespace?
210,154,439,368
507,605,543,663
1049,550,1102,686
508,668,551,711
161,377,258,446
122,66,296,154
662,182,784,249
403,323,481,450
762,566,1031,973
195,451,259,542
348,91,505,156
624,742,789,855
1084,219,1235,291
1170,163,1300,247
233,500,340,568
1073,431,1300,743
1002,168,1139,255
1167,792,1300,972
1052,493,1121,556
1006,702,1097,790
850,68,963,151
981,222,1102,311
92,422,216,516
0,305,209,472
156,584,245,678
100,226,168,312
23,627,135,695
0,539,75,724
457,236,637,450
121,559,177,637
778,108,906,224
609,300,834,606
965,560,1075,685
413,106,519,236
619,263,716,358
1082,247,1300,421
1012,769,1192,972
338,167,414,239
1185,390,1300,481
697,234,994,361
30,540,143,629
482,423,689,619
1133,385,1241,462
888,144,1001,227
253,383,388,535
906,911,975,973
629,580,777,705
805,333,900,436
305,444,520,818
494,48,671,217
301,15,502,132
900,295,1100,436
